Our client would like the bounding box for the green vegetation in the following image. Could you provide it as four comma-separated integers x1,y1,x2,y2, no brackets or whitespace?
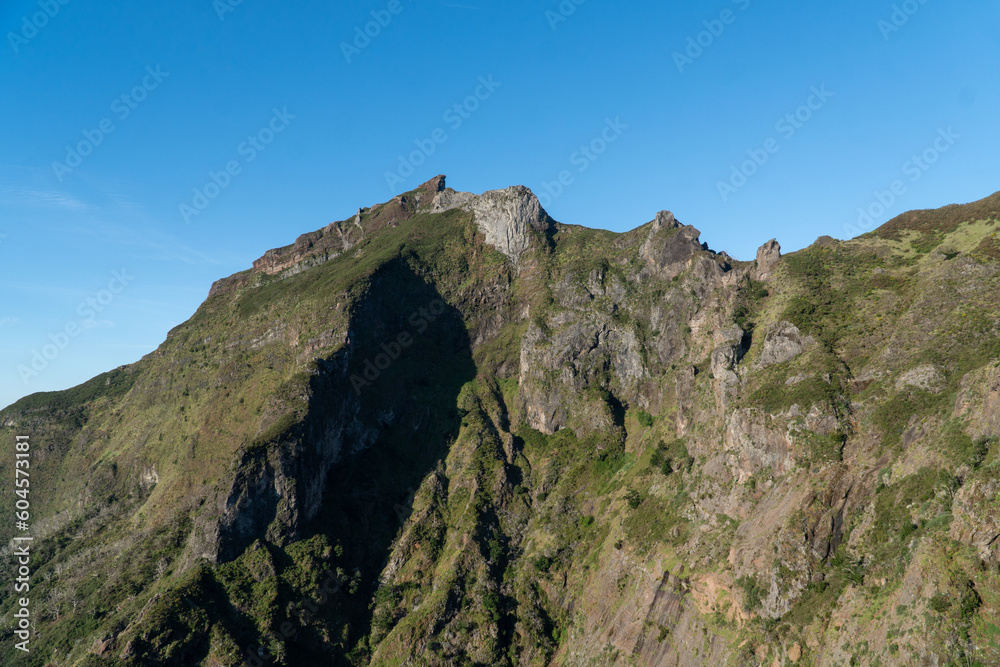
622,492,688,555
733,277,769,332
2,183,1000,666
737,575,766,612
634,409,655,428
11,367,136,413
649,438,693,476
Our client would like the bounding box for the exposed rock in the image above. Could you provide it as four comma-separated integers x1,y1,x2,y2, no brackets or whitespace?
803,404,839,436
640,212,706,279
430,186,477,213
895,364,944,393
955,363,1000,439
518,308,645,438
431,181,552,264
652,209,680,233
711,328,745,409
753,239,781,280
675,365,697,436
759,321,815,367
467,186,552,265
711,345,739,380
726,408,795,477
715,326,745,349
421,174,447,193
207,271,251,298
789,642,802,662
950,477,1000,564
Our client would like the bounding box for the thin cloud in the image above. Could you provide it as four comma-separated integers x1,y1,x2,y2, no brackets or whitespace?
0,187,90,211
0,317,21,328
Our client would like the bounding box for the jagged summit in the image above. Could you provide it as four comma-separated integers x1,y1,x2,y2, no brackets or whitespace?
2,184,999,665
211,175,742,301
210,175,558,297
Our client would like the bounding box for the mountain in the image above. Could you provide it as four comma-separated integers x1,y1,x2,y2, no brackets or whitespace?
1,176,999,666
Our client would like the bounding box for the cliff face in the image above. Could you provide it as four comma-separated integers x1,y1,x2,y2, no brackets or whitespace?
2,178,1000,667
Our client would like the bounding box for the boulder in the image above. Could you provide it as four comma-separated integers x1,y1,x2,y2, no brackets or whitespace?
759,321,815,367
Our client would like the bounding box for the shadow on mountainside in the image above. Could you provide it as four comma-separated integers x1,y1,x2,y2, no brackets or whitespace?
291,258,476,663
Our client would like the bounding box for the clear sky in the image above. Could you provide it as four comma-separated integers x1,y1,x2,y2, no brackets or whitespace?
1,0,998,409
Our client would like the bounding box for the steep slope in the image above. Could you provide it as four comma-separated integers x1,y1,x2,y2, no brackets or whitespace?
1,178,998,666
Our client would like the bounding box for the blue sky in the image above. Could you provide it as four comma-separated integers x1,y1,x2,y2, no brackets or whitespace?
1,0,998,409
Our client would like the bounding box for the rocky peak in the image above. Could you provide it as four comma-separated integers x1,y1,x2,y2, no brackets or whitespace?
421,174,447,193
640,211,708,279
753,239,781,280
467,186,552,265
652,210,680,233
427,178,552,265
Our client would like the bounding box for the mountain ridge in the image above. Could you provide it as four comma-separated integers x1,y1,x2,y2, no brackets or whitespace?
1,179,999,666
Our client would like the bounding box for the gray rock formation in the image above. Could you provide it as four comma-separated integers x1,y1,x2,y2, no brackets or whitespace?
430,187,476,214
753,239,781,280
895,364,944,393
711,327,745,409
428,180,550,265
640,211,706,280
467,186,551,265
951,477,1000,564
759,321,815,367
725,408,795,477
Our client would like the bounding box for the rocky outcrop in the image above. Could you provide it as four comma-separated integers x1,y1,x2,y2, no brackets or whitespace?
759,321,815,367
753,239,782,280
726,408,795,477
955,363,1000,440
246,176,453,282
430,186,476,214
895,364,944,392
950,477,1000,564
712,327,746,410
426,180,553,264
640,211,707,280
518,312,644,438
467,186,551,265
